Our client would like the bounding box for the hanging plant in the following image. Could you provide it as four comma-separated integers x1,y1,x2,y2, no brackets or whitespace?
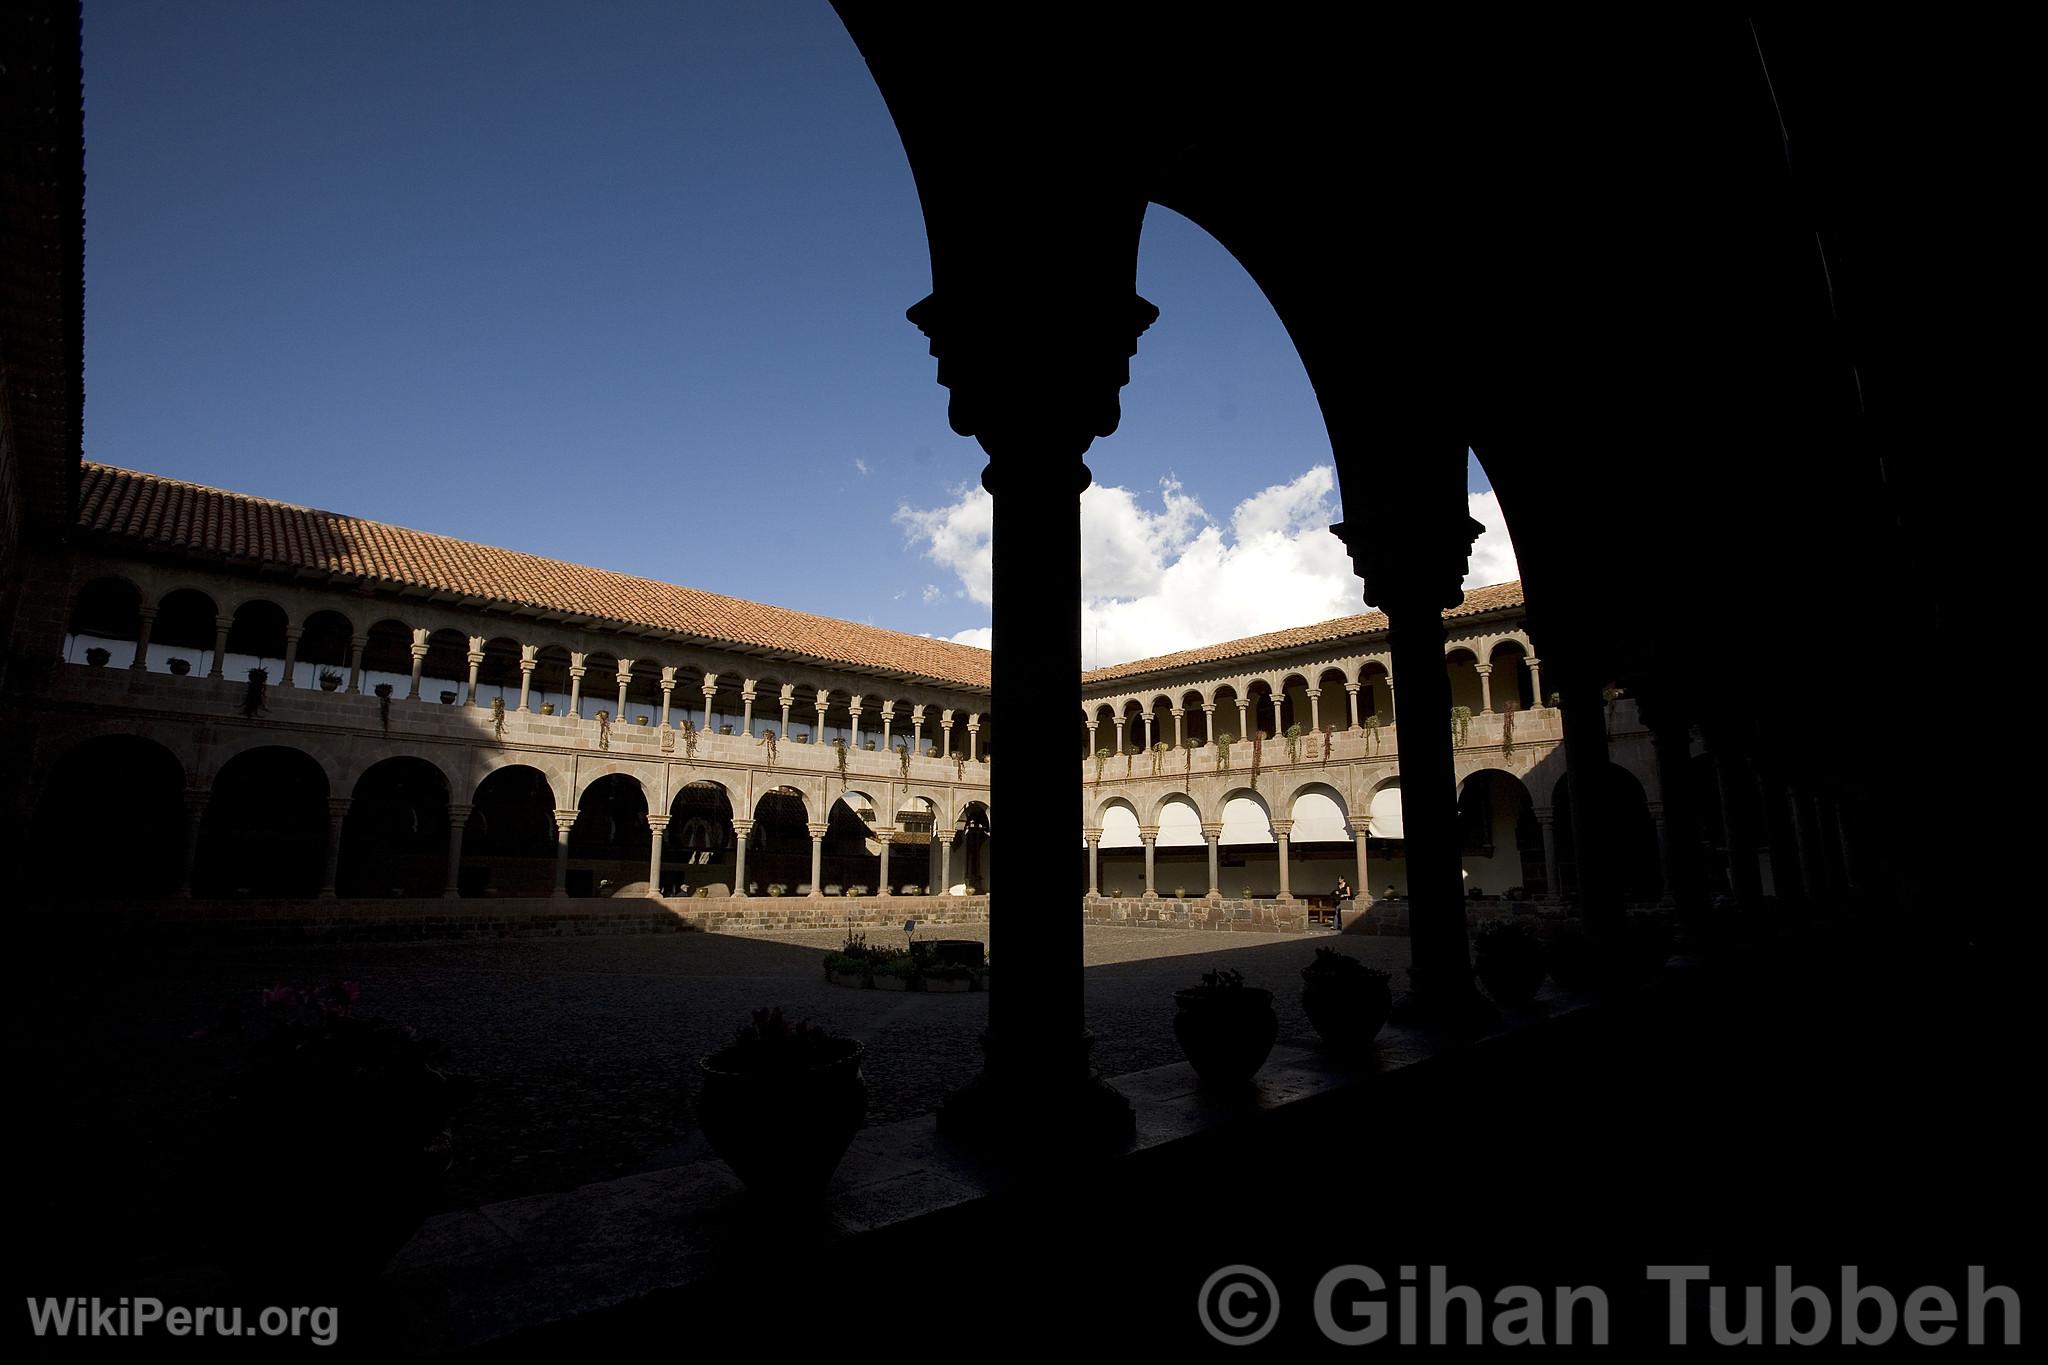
1124,751,1134,779
241,666,269,719
1500,700,1517,756
833,736,849,783
1151,741,1169,775
897,743,911,783
758,728,778,767
491,695,507,743
1183,738,1194,791
1450,705,1472,748
595,709,612,750
680,718,698,760
954,753,966,781
1215,733,1233,771
375,682,394,734
1249,731,1264,790
1321,724,1336,767
1362,714,1382,753
1284,722,1303,765
1093,748,1111,788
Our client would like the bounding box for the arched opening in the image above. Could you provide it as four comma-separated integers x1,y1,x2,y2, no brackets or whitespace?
223,599,289,679
475,636,524,709
747,787,810,895
666,781,736,894
622,656,664,729
955,800,991,894
1181,690,1208,746
1217,790,1275,898
1289,783,1353,902
1212,686,1241,744
746,677,785,740
1119,699,1144,755
1366,780,1408,899
893,796,936,893
152,587,219,677
1445,647,1483,719
1245,681,1277,742
29,735,185,898
1278,673,1311,736
1552,766,1663,906
419,628,471,706
1359,664,1393,726
1487,639,1534,713
824,791,882,894
359,618,415,698
1154,794,1204,897
297,609,354,691
529,645,572,715
64,576,142,667
194,746,329,897
1316,668,1350,733
568,773,649,896
1095,799,1141,897
464,765,559,897
1457,769,1544,898
337,756,452,897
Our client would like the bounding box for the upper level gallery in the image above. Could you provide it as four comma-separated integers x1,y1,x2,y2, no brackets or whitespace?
47,462,996,773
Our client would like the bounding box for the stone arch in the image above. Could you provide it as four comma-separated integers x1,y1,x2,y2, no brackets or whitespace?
29,734,187,899
621,655,665,728
337,754,453,898
1210,684,1242,741
1180,689,1209,745
955,799,992,894
1316,667,1351,728
474,635,524,708
567,772,650,896
410,628,470,707
1367,776,1405,839
529,644,573,715
297,609,355,687
1153,793,1204,847
1445,645,1485,715
1456,768,1544,898
152,586,220,676
64,574,143,666
664,779,737,895
223,598,290,676
465,763,560,897
193,745,330,897
1485,637,1534,712
336,743,461,798
1218,788,1274,846
359,617,416,697
747,785,812,894
1551,765,1662,904
198,731,344,795
1286,780,1350,840
1357,661,1394,725
823,790,884,894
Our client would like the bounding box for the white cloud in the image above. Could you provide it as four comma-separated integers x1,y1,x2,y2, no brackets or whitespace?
921,583,942,604
895,466,1521,667
854,457,871,476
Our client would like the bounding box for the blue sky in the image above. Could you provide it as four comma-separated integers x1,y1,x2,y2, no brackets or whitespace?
82,0,1512,665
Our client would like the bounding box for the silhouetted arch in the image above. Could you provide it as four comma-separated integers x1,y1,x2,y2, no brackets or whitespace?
337,756,452,897
65,576,142,665
194,746,329,897
30,735,185,899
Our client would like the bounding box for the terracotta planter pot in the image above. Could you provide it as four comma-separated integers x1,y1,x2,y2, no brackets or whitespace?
1300,973,1393,1051
697,1039,865,1199
1172,987,1278,1086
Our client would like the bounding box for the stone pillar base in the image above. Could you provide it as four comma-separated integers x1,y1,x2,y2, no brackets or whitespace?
938,1031,1135,1160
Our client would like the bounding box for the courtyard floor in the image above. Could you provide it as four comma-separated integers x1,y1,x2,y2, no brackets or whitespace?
16,922,1413,1275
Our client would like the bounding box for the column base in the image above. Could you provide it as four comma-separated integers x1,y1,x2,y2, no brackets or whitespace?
1388,968,1501,1033
315,889,336,901
441,890,461,900
1141,890,1158,900
1275,893,1295,903
551,888,569,899
808,890,824,899
1205,890,1223,903
938,1031,1135,1161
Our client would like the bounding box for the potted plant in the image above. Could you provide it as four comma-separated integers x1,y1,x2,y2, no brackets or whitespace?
1299,948,1393,1051
720,724,734,735
242,666,269,718
439,689,457,705
167,657,192,676
767,883,787,897
920,960,975,993
1172,968,1278,1087
193,981,467,1283
1473,920,1547,1006
318,668,343,692
864,739,877,750
539,701,557,715
847,884,868,897
871,953,915,990
697,1008,865,1200
635,715,649,726
374,681,394,734
85,646,111,667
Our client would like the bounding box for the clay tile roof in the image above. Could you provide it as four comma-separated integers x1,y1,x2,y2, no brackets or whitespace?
1081,580,1525,688
76,462,993,691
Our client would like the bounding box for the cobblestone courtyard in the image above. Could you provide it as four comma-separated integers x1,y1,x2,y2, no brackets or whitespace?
18,922,1412,1270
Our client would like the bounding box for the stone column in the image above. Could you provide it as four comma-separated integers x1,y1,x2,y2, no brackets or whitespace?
1201,702,1216,743
317,796,349,899
1345,682,1362,730
967,714,979,760
465,641,485,707
940,710,955,756
1084,832,1100,898
814,692,830,744
741,685,756,736
178,789,212,897
1350,817,1372,903
1202,823,1223,901
1475,661,1494,715
807,822,827,896
778,690,791,737
1307,688,1322,733
647,815,670,897
442,803,471,898
936,832,954,895
1086,720,1099,760
208,615,230,679
877,833,893,896
911,705,925,753
1235,698,1250,741
552,810,578,898
1526,657,1544,706
1646,800,1676,907
407,632,427,700
1171,707,1185,748
1557,679,1625,929
731,818,754,895
131,606,157,671
1384,677,1397,723
1139,827,1158,899
880,703,894,750
1141,712,1153,751
1330,468,1484,1011
281,627,302,689
567,662,586,718
518,648,536,712
614,662,633,722
347,635,366,694
850,700,866,750
658,669,675,728
1272,818,1294,902
702,679,717,733
1534,806,1560,901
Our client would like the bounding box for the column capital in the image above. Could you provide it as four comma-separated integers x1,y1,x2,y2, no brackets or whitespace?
1533,805,1556,825
1200,823,1223,841
1081,831,1100,847
568,663,587,679
553,809,580,833
645,814,672,832
410,642,429,659
1137,826,1159,842
446,802,473,822
1348,817,1373,836
935,831,956,846
466,650,485,666
322,795,348,819
520,656,537,673
1202,702,1216,714
807,822,828,839
1169,706,1184,717
730,818,755,835
137,604,158,621
1345,681,1361,693
1473,662,1493,676
1270,819,1293,838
